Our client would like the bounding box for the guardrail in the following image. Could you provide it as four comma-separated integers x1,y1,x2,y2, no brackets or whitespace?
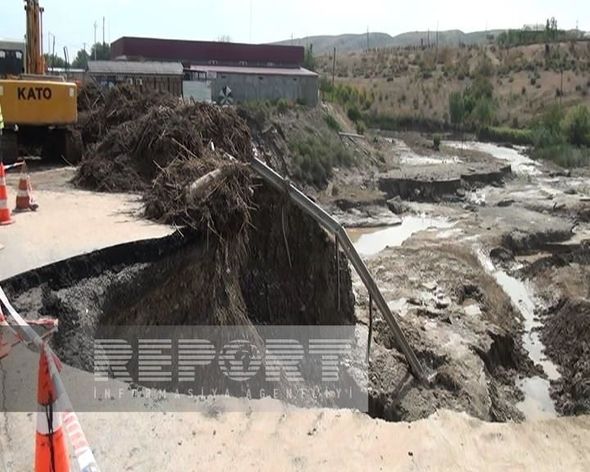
250,158,429,383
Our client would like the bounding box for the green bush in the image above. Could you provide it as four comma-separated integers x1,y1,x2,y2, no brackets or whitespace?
531,144,590,168
356,120,367,135
477,126,534,145
561,105,590,147
320,80,373,111
276,99,291,114
448,91,465,127
289,133,354,187
531,104,565,146
347,105,362,123
529,104,590,168
324,114,341,132
238,101,271,125
433,134,442,150
452,76,496,128
471,97,496,128
363,113,446,132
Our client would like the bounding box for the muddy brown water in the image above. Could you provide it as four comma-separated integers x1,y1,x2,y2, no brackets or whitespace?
477,250,559,419
348,216,454,256
349,213,561,420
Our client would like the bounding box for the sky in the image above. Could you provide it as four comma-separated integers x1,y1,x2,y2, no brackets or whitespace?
1,0,588,57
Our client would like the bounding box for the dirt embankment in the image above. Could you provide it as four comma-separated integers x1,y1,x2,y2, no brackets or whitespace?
517,239,590,415
355,242,535,422
542,298,590,415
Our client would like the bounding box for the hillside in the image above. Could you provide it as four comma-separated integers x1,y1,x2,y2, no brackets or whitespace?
274,29,504,54
314,40,590,128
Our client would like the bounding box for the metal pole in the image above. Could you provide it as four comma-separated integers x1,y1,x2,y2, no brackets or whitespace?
367,294,373,363
335,239,341,312
332,47,336,87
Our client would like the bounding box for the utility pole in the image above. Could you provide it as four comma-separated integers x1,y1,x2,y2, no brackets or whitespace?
332,47,336,87
102,17,105,45
366,26,370,51
560,65,564,105
435,21,439,62
93,21,97,60
249,0,253,42
92,20,98,61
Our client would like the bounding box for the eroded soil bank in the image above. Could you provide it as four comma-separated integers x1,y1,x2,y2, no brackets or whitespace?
3,183,355,402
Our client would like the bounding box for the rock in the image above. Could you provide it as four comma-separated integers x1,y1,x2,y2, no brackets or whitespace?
407,297,423,306
490,247,514,263
464,304,482,316
435,297,452,309
564,188,577,195
497,199,515,207
335,198,358,211
386,196,409,215
422,281,437,291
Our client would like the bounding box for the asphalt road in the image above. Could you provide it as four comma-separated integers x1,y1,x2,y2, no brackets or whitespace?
0,166,173,281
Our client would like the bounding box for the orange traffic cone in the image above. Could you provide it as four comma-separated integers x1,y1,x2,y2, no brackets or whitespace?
35,346,70,472
0,163,14,225
14,162,38,212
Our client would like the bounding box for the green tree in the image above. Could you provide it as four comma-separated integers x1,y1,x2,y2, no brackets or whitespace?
562,105,590,147
532,104,565,147
471,97,495,127
89,43,111,61
448,92,465,127
72,49,90,69
468,75,494,100
44,54,68,69
462,75,495,126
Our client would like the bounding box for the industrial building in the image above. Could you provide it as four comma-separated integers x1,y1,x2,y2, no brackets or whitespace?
87,60,184,96
110,37,319,105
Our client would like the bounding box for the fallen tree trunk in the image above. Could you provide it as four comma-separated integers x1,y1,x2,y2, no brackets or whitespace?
185,165,241,203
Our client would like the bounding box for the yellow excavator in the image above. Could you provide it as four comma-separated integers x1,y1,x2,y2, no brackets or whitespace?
0,0,80,163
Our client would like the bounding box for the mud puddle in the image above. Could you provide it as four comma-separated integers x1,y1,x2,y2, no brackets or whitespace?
391,139,462,166
349,215,454,256
477,250,560,419
446,141,541,176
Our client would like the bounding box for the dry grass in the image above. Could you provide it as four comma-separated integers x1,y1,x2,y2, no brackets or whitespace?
316,41,590,127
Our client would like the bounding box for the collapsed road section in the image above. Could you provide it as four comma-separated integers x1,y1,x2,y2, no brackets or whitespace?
1,84,555,425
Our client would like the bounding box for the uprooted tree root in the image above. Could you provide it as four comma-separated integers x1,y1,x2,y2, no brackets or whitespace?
74,84,255,238
77,82,179,146
144,152,253,240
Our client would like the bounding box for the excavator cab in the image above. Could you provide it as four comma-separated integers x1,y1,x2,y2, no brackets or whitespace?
0,46,25,77
0,1,82,164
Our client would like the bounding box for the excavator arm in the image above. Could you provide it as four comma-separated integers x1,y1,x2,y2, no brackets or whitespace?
24,0,45,74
